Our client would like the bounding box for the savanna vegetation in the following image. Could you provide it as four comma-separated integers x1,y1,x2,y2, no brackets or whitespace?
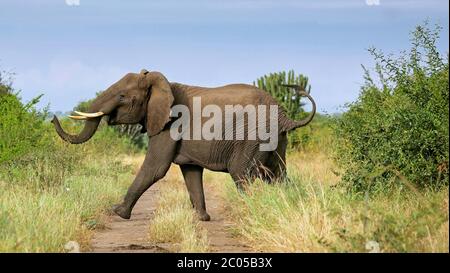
211,22,448,252
0,73,141,251
147,166,209,253
334,23,449,192
0,22,448,253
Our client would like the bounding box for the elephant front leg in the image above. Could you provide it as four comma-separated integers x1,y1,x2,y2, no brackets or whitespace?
113,130,176,219
180,164,210,221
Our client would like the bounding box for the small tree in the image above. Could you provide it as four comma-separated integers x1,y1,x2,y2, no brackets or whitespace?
254,70,311,120
334,22,449,191
0,70,49,163
0,69,13,95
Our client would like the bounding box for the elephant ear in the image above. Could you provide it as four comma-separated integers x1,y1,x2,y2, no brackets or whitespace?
139,70,174,136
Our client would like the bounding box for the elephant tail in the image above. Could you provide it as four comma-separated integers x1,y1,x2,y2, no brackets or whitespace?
278,89,316,132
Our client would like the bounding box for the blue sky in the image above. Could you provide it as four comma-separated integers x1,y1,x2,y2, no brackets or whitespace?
0,0,448,113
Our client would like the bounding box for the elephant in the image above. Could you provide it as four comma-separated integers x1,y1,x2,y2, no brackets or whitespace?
52,69,316,221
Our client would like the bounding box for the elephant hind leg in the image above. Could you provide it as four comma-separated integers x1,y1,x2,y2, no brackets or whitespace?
180,164,210,221
228,148,270,190
228,140,287,190
273,132,288,181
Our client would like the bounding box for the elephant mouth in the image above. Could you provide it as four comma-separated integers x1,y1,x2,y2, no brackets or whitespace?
107,110,118,125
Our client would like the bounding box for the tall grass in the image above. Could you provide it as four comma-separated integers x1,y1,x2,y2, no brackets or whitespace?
0,118,141,252
0,171,133,252
213,154,448,252
148,165,209,253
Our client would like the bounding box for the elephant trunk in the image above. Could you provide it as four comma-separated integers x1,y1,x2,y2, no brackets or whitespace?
52,115,102,144
52,90,119,144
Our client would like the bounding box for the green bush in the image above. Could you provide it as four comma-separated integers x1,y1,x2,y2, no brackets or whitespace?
0,71,137,189
0,70,141,251
0,72,51,163
0,70,13,95
334,22,449,192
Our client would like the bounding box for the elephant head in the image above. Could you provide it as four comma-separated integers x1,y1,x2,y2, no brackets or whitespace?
52,70,174,144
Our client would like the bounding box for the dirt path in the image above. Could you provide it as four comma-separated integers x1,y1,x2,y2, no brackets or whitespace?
200,182,252,253
90,168,250,253
90,181,171,253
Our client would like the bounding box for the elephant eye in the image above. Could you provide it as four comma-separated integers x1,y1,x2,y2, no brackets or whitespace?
118,94,126,101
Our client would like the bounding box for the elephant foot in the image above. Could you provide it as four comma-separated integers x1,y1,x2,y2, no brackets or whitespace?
112,203,131,219
197,211,211,221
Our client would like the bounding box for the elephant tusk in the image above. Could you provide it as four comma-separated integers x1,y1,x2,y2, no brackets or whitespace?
69,115,88,120
74,111,105,118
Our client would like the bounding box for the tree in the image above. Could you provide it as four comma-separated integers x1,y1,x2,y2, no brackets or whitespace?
254,70,311,120
255,70,314,149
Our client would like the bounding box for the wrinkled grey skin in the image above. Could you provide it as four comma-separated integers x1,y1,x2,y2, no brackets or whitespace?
52,70,316,221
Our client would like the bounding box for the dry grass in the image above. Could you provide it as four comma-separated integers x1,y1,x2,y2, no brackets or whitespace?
208,151,449,253
287,151,340,186
0,122,145,253
121,154,145,175
147,165,209,253
0,154,138,252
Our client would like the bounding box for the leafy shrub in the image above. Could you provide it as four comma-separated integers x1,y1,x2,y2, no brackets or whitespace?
0,69,141,251
334,22,449,191
0,70,13,95
0,71,137,189
0,71,51,163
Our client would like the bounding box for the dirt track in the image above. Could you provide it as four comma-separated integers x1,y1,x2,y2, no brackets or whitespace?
90,169,251,253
